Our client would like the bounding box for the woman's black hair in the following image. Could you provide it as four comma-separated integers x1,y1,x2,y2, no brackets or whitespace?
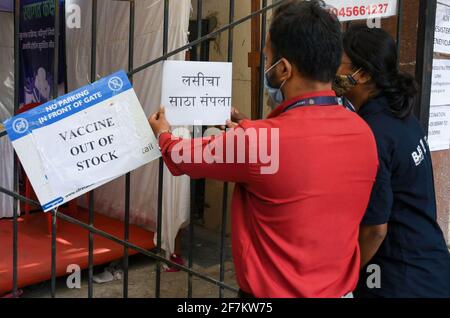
343,24,418,119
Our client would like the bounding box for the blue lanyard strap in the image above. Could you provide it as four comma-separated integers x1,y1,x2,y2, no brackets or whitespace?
283,96,343,113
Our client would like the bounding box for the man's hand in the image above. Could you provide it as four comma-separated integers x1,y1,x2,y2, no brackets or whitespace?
231,107,248,123
217,107,248,130
149,106,171,137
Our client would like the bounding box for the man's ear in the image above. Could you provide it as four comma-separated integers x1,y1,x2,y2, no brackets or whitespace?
279,57,293,82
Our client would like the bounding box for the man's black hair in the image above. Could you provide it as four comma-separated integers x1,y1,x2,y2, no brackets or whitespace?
269,0,343,83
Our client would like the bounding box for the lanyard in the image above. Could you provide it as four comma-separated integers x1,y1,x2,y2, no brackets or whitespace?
283,96,343,113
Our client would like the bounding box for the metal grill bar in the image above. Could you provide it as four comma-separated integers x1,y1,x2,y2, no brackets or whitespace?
87,0,98,299
187,0,204,298
0,185,239,293
155,0,170,299
128,1,283,77
123,0,135,299
50,0,60,299
12,0,20,298
218,0,235,299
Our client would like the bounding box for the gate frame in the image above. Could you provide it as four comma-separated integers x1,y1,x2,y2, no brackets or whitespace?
0,0,436,298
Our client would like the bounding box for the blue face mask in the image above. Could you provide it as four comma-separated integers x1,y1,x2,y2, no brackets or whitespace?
264,59,287,105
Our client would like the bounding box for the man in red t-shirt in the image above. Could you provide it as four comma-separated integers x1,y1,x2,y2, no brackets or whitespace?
149,0,378,298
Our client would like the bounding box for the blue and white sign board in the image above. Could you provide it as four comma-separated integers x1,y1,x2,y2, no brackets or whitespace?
3,70,161,212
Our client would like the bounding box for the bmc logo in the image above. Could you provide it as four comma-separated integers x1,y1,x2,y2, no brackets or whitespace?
12,118,29,134
412,138,428,167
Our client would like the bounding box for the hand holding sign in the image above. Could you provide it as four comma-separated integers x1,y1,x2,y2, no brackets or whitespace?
149,106,171,139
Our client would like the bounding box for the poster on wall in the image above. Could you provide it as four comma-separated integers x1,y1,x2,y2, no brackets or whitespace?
429,59,450,152
434,0,450,55
0,0,13,12
19,0,65,106
325,0,398,22
428,106,450,152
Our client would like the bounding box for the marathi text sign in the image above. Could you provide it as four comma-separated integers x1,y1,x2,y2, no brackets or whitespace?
3,70,161,211
161,61,232,126
325,0,398,22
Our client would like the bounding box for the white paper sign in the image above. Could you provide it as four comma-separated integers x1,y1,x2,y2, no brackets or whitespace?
325,0,398,22
431,59,450,106
428,106,450,152
3,70,161,211
434,0,450,55
161,61,232,126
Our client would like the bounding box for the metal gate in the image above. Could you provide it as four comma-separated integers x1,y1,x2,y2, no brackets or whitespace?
0,0,437,298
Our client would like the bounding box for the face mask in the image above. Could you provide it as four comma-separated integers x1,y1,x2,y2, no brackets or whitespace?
264,59,288,105
333,68,362,97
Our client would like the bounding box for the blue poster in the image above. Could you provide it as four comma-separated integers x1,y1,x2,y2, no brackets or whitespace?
19,0,65,105
0,0,13,12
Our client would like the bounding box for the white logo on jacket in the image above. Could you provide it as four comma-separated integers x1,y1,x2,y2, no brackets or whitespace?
412,138,428,166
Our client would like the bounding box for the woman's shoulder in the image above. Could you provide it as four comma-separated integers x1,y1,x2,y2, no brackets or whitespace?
360,96,421,131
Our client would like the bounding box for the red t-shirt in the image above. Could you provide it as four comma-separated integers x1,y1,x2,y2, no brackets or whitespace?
159,90,378,297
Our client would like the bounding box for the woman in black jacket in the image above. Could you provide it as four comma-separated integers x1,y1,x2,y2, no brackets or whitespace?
333,24,450,298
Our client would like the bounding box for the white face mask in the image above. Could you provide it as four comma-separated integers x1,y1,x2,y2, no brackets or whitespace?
264,59,287,105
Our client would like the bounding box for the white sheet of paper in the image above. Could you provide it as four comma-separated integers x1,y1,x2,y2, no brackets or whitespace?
434,0,450,55
431,59,450,107
32,102,138,195
161,61,232,126
428,106,450,152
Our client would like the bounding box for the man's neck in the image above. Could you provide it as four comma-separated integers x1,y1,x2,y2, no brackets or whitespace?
283,80,333,101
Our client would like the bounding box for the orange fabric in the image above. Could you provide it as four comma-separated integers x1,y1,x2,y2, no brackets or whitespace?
0,209,154,295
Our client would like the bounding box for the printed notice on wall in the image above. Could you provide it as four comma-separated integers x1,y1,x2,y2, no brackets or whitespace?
434,0,450,55
430,59,450,106
428,106,450,152
429,59,450,152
